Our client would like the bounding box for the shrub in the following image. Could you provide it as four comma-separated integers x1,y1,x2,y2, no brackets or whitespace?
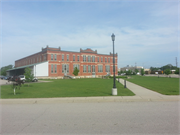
141,69,145,76
164,69,171,75
175,68,179,74
109,76,127,79
73,67,79,76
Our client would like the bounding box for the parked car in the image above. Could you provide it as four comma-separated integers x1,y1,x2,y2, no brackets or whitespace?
18,75,38,82
18,75,25,82
3,76,8,80
32,77,38,82
0,76,5,79
0,76,8,80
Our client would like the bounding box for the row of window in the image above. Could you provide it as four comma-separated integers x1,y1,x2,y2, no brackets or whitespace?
51,64,111,73
50,54,112,63
83,55,95,62
51,54,57,60
17,53,114,67
82,65,110,73
16,54,47,67
83,55,110,63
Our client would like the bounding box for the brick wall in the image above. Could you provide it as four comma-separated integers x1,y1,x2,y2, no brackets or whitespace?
15,47,118,77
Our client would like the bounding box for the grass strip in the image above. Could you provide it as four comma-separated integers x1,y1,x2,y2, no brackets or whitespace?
1,78,135,99
126,75,179,95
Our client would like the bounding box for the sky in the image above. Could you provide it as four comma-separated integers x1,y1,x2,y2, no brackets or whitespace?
1,0,179,69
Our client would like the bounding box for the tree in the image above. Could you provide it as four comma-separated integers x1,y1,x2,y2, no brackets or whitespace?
0,65,13,76
135,69,139,74
164,69,171,76
141,68,145,76
125,70,132,75
73,67,79,76
175,68,179,74
24,67,34,86
150,66,159,71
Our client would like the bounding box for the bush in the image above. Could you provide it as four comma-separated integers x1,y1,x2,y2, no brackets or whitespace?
24,67,34,85
175,68,179,74
109,76,127,79
141,69,145,76
73,67,79,76
164,69,171,75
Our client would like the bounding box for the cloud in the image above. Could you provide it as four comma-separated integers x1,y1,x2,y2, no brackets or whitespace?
2,25,178,68
1,0,179,68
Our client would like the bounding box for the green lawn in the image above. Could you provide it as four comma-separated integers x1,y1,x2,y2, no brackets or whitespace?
1,78,135,99
126,75,179,95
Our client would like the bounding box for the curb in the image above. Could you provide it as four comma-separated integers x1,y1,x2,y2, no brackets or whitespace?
1,96,180,104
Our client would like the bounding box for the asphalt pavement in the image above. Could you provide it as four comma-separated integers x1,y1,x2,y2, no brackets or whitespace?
1,78,180,135
1,101,179,135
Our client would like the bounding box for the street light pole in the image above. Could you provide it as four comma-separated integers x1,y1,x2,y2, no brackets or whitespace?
111,33,117,95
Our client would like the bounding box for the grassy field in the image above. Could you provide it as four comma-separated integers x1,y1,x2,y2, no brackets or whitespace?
1,78,135,99
126,75,179,95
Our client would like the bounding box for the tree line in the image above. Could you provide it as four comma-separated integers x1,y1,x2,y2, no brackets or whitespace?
150,64,179,74
0,65,13,76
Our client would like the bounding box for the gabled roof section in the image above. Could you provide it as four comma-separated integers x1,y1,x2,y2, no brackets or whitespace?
42,45,61,52
80,48,97,54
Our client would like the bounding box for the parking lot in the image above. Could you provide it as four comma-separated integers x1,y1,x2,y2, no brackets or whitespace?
0,79,10,85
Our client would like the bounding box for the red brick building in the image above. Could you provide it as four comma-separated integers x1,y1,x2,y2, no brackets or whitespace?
12,46,118,78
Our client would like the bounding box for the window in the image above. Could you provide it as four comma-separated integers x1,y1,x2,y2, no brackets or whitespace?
98,65,103,72
62,64,69,73
73,55,75,61
88,56,91,62
97,57,99,62
55,54,57,60
73,64,80,72
62,64,64,73
92,65,95,72
108,58,110,63
88,65,91,72
51,54,53,60
67,55,69,61
51,65,53,73
83,55,86,62
62,54,64,61
105,58,107,63
37,57,38,63
83,65,87,72
44,55,46,61
55,65,57,73
78,56,80,61
92,56,95,62
101,57,103,62
105,65,110,72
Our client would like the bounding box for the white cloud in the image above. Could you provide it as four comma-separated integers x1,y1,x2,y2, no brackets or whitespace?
1,0,179,68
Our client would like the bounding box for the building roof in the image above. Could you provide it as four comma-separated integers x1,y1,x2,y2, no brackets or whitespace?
7,61,48,71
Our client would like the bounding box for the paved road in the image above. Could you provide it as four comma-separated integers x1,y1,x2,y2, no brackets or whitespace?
1,101,179,135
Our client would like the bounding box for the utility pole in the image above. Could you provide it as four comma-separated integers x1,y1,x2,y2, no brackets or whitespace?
176,57,178,67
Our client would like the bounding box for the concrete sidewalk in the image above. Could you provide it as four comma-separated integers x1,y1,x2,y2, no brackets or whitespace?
0,79,179,104
118,78,180,101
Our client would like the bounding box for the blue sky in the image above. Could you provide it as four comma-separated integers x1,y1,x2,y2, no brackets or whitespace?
1,0,179,68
